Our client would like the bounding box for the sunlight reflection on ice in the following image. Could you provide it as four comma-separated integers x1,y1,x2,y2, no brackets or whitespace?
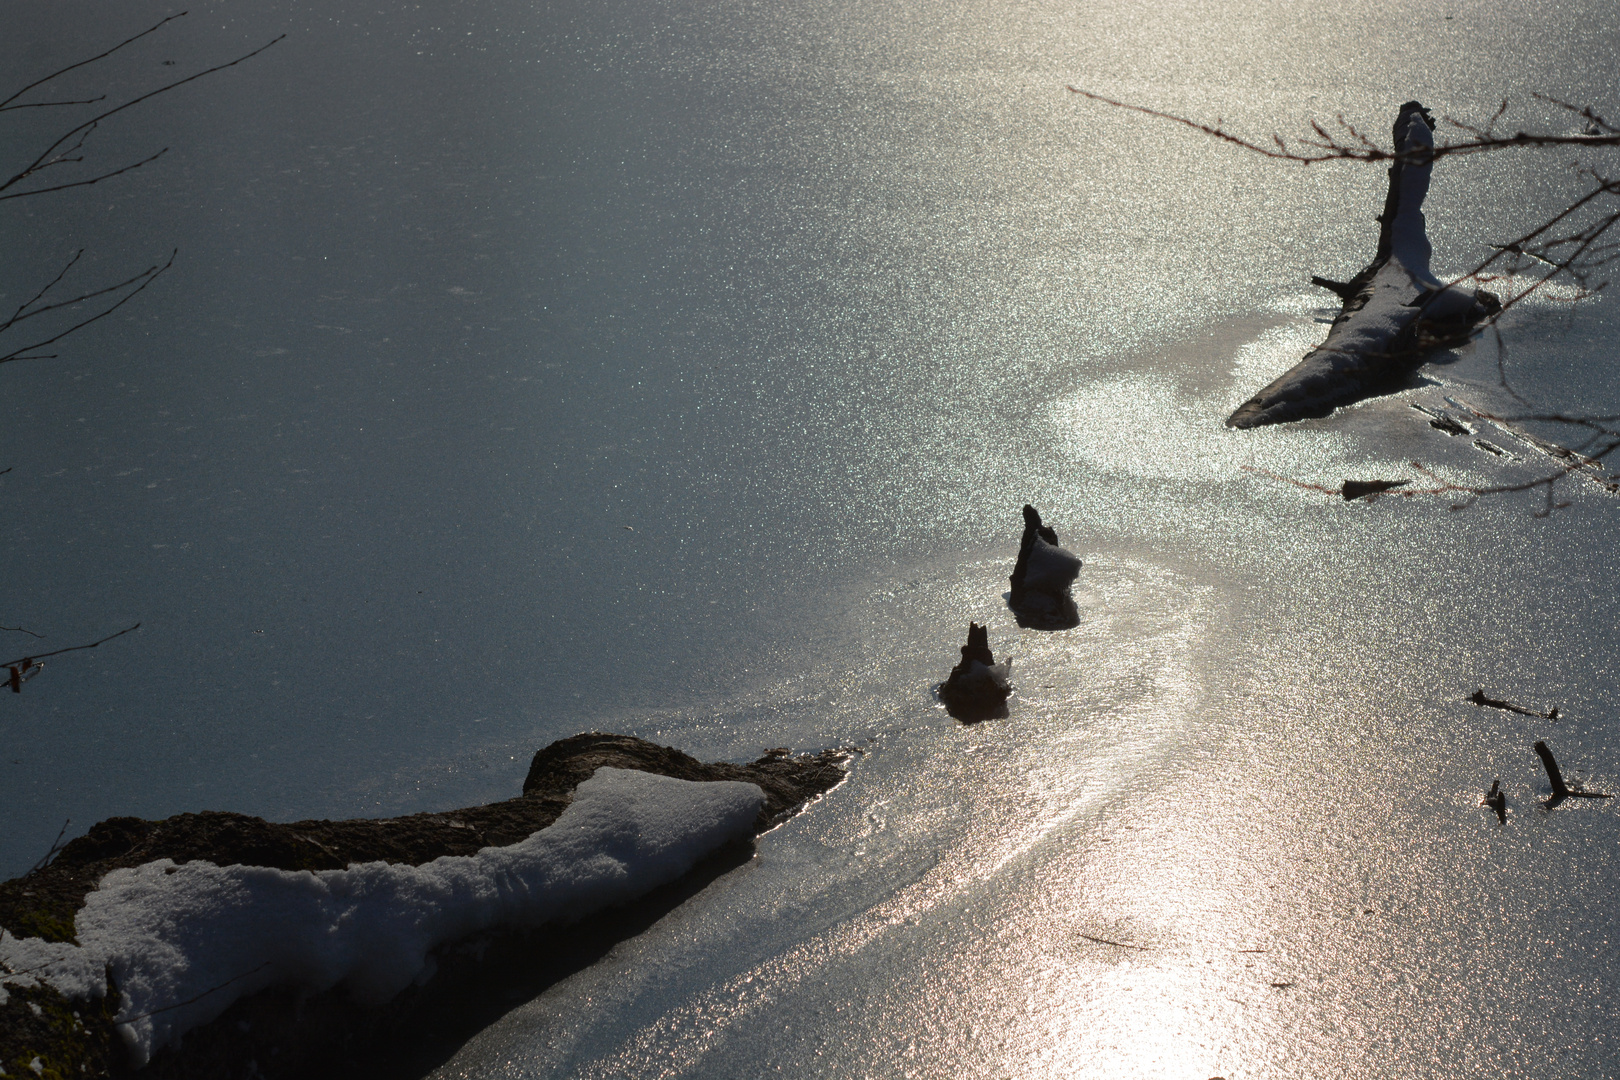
441,555,1232,1080
1048,322,1357,483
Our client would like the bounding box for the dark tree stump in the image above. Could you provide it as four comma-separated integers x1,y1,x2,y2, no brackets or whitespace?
1007,505,1082,630
939,622,1012,722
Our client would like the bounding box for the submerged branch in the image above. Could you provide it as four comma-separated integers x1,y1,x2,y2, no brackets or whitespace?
1079,933,1152,950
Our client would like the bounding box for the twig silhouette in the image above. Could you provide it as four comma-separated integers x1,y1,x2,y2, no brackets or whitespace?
1,19,285,202
4,623,141,693
0,14,185,113
0,250,176,366
26,819,73,875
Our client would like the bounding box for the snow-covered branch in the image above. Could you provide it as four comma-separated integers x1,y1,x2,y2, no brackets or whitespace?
1070,88,1620,506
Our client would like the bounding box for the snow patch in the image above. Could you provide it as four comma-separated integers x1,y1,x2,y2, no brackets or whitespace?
0,768,763,1066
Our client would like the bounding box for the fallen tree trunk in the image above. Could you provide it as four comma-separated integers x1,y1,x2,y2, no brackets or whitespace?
1227,101,1501,429
0,734,850,1079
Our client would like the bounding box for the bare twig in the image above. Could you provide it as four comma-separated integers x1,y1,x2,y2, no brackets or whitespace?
2,96,108,111
26,819,73,875
1067,87,1620,164
0,145,170,203
0,13,185,111
1,27,285,201
3,249,86,332
0,250,176,365
0,249,185,337
1,622,140,669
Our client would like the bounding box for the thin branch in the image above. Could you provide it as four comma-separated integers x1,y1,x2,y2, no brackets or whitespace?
1534,92,1618,135
0,250,176,365
1,33,286,198
0,625,45,639
2,96,108,111
0,147,169,203
1242,440,1620,507
1066,88,1315,161
1,622,140,669
1066,87,1620,166
26,820,72,875
3,257,175,332
117,962,273,1024
3,249,84,331
0,13,186,111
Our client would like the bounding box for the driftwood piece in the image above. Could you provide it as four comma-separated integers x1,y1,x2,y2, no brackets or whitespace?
1534,740,1611,806
1227,102,1501,429
1482,779,1506,824
1470,688,1559,720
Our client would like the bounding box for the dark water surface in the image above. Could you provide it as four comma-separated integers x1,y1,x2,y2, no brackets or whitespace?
4,0,1620,1075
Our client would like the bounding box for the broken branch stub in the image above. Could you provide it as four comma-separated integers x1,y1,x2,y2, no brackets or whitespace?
1534,740,1612,805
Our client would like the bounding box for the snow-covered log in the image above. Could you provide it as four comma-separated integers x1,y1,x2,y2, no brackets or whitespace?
0,769,762,1066
0,735,849,1078
1226,102,1502,429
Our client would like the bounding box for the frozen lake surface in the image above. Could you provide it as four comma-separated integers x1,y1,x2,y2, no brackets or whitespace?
3,0,1619,1075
